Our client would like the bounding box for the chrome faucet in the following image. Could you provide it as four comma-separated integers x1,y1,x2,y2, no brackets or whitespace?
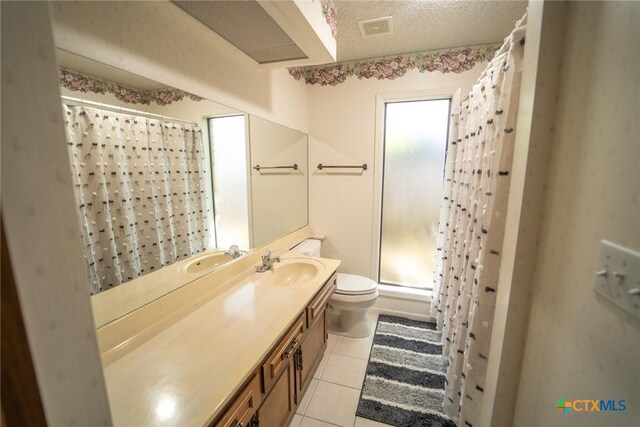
256,249,280,272
224,244,243,259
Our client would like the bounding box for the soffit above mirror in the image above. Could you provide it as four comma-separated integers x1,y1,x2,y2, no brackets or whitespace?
57,49,167,91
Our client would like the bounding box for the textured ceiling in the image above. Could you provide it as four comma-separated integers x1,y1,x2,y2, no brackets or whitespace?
334,0,528,62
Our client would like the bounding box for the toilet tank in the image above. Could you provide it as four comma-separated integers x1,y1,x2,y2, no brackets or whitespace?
292,239,321,257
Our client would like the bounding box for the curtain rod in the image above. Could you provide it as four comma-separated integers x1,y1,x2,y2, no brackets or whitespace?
61,95,199,127
477,13,528,82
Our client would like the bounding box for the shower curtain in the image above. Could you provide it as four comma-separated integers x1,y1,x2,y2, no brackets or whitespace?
63,104,212,294
430,15,527,426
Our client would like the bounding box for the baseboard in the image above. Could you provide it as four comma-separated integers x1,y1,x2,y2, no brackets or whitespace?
377,284,431,301
372,287,434,323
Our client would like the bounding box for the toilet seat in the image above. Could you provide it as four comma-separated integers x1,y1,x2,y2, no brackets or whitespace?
330,289,379,304
336,273,377,296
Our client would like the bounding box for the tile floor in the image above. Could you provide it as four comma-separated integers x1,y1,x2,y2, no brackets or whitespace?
288,311,393,427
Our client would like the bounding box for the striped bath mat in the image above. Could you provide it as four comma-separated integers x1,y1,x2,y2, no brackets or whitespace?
356,314,456,427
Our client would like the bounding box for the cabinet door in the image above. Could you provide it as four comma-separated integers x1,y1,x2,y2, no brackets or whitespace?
257,359,295,427
297,309,327,400
214,374,261,427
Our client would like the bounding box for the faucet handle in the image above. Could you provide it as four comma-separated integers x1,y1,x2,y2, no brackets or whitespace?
225,244,243,259
263,249,274,261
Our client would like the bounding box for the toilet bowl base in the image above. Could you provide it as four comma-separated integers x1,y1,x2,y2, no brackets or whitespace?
327,307,374,338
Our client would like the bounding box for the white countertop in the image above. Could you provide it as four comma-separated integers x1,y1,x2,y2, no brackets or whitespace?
102,255,340,427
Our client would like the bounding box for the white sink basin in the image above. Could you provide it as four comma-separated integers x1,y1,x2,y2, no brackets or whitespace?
181,252,235,274
254,258,323,288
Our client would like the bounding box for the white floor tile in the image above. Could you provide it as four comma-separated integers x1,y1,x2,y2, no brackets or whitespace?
299,416,340,427
304,381,360,427
320,353,367,390
326,333,338,353
288,413,303,427
354,416,393,427
332,335,374,360
313,350,331,379
296,378,319,414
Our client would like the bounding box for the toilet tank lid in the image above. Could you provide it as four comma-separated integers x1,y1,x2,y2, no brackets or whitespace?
292,239,321,256
337,273,377,294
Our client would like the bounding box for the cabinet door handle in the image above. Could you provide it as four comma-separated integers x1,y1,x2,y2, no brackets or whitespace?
294,347,303,371
283,336,301,359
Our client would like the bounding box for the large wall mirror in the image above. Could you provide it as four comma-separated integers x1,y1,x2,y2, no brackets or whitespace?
55,49,308,323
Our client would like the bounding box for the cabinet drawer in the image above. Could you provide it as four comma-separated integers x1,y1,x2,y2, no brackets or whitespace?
215,373,261,427
262,314,305,392
306,273,336,327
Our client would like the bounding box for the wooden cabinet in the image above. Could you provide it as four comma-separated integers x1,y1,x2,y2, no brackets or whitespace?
213,272,336,427
215,374,261,427
297,272,336,398
306,272,336,328
262,315,305,394
256,356,295,427
297,309,326,400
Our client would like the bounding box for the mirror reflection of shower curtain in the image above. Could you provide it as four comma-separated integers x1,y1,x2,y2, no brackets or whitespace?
63,104,212,294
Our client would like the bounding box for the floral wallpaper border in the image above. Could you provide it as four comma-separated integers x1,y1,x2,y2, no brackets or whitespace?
59,68,203,106
288,45,499,86
320,0,338,38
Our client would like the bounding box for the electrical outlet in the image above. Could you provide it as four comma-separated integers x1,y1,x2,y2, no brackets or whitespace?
593,240,640,320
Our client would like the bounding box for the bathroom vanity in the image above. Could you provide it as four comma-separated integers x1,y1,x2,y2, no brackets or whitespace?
218,271,337,427
97,251,340,427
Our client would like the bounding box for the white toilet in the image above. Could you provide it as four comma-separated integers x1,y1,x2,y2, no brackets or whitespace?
292,239,378,338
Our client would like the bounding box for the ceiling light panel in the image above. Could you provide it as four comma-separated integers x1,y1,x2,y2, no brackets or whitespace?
172,0,307,64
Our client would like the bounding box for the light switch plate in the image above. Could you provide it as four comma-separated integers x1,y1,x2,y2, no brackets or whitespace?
594,240,640,320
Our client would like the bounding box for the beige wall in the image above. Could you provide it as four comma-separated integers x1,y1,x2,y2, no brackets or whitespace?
308,66,484,277
514,2,640,426
1,2,111,424
51,1,309,133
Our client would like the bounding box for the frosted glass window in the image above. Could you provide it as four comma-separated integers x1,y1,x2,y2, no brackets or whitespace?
209,115,250,249
379,99,450,289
